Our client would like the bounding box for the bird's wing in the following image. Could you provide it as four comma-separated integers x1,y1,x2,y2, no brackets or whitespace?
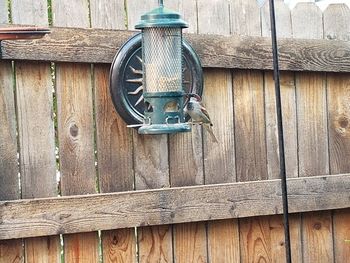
200,105,212,124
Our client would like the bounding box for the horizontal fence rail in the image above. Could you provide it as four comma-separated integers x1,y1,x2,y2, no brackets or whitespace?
1,174,349,240
1,27,350,72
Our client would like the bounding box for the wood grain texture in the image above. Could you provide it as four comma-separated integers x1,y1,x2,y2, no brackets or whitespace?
233,70,267,182
261,0,292,38
261,0,298,179
94,63,135,263
0,4,22,262
11,0,48,26
53,1,99,261
133,134,172,263
174,223,207,263
240,215,301,263
0,1,7,24
90,1,136,261
202,70,238,262
199,1,240,262
10,1,61,261
15,62,56,199
324,5,350,262
0,62,18,201
292,3,333,263
166,0,197,34
232,1,286,262
16,61,60,263
167,2,207,262
1,174,349,240
56,63,99,262
230,0,260,37
3,28,350,72
0,61,23,262
324,4,350,41
90,0,125,30
0,239,23,263
126,0,157,29
261,3,302,261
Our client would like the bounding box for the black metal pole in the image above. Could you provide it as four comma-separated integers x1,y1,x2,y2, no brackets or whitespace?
268,1,292,262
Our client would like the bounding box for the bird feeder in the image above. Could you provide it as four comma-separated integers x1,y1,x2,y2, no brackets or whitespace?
134,0,190,134
109,0,203,134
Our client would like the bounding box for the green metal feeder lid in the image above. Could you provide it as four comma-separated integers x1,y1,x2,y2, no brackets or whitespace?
135,6,188,29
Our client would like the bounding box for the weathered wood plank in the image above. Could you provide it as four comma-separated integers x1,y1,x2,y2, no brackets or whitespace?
233,70,267,182
126,0,157,30
94,64,136,263
0,61,23,263
202,69,238,262
133,134,172,263
0,174,349,240
11,3,61,261
199,1,239,261
53,1,99,261
0,1,7,24
292,3,334,263
231,1,273,262
15,61,60,262
56,62,99,262
2,27,350,72
0,3,23,261
11,0,48,26
90,0,125,30
261,0,298,180
261,2,302,261
90,1,136,262
324,4,350,262
0,62,18,201
166,0,197,34
168,1,207,262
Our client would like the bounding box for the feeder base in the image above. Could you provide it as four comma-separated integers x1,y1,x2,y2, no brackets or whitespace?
138,123,191,134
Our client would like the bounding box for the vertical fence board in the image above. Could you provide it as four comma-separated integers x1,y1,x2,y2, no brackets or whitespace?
56,62,99,262
0,60,23,262
127,1,173,262
11,1,61,262
11,0,48,26
292,3,333,263
0,6,21,263
94,64,136,263
53,1,99,262
198,0,240,262
231,3,267,263
90,0,125,30
324,4,350,262
261,0,298,180
0,1,7,24
127,0,157,30
261,1,302,262
133,134,172,262
15,61,60,263
0,62,17,201
168,1,207,262
90,1,136,261
231,1,297,262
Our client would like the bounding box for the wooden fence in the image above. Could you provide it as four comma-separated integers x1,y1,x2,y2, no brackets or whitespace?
0,0,349,262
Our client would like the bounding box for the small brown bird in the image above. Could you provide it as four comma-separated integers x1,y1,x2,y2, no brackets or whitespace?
185,94,218,143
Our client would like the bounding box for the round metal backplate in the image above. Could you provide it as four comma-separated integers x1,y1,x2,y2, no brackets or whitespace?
110,33,203,125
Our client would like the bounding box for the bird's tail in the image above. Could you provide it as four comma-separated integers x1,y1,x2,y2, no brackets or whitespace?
203,124,218,143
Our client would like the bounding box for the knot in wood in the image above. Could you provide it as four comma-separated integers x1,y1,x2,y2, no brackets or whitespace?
313,222,322,230
69,123,79,137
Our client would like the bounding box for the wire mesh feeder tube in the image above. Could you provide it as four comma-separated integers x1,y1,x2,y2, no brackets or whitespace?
135,4,191,134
